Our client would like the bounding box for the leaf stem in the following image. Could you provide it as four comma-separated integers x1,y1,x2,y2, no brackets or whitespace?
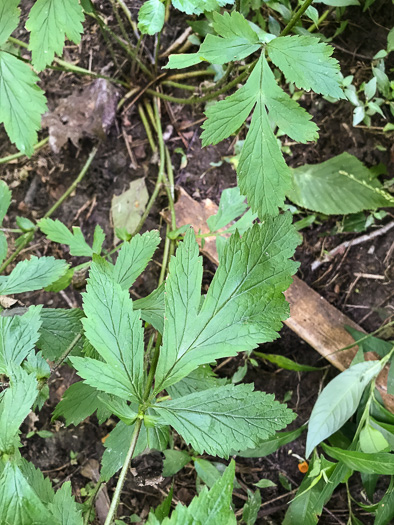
0,147,98,274
0,137,49,165
83,480,104,525
103,418,143,525
280,0,315,36
52,334,83,373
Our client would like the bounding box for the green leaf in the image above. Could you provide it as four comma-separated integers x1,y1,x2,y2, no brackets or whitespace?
154,486,173,521
0,52,47,156
255,351,323,372
171,0,234,15
0,179,12,225
288,153,394,214
26,0,84,71
306,361,384,457
0,256,68,295
388,28,394,54
113,231,160,290
322,443,394,474
0,462,53,525
238,425,306,457
375,478,394,525
164,53,203,69
162,450,191,477
0,232,7,265
37,308,84,361
167,365,227,399
101,421,147,481
0,367,38,453
283,471,321,525
254,479,276,488
134,284,164,333
370,419,394,452
194,458,223,488
72,257,145,401
0,306,42,374
18,458,54,505
53,382,111,426
0,0,20,46
199,11,260,64
345,326,393,358
360,424,389,453
38,218,94,257
207,186,249,232
49,481,83,525
242,488,261,525
100,396,138,426
153,383,295,458
267,35,344,99
147,460,236,525
138,0,165,35
155,217,299,392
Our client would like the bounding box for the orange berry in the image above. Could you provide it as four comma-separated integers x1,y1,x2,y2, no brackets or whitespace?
298,461,309,474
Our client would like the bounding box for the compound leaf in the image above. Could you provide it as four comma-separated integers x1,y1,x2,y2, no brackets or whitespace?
0,256,68,295
49,481,83,525
38,219,95,257
26,0,84,71
53,382,111,426
138,0,165,35
37,308,84,361
306,360,384,457
167,365,227,399
0,305,42,374
113,231,160,290
155,215,299,393
0,462,52,525
0,367,38,453
0,0,20,46
199,11,260,64
266,35,344,99
71,257,145,401
0,51,47,156
288,152,394,214
153,384,295,457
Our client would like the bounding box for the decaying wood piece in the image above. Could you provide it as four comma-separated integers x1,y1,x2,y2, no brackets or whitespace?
162,188,394,412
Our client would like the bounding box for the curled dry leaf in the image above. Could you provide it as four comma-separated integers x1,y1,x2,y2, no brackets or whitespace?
42,79,118,153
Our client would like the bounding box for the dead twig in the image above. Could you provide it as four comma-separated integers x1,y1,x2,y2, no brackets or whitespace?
311,220,394,271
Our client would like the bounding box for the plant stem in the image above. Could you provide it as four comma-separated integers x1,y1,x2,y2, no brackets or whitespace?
0,147,98,274
0,137,49,165
280,0,315,36
166,70,215,81
52,333,82,373
103,418,143,525
308,8,332,32
83,480,104,525
116,0,139,38
138,104,157,153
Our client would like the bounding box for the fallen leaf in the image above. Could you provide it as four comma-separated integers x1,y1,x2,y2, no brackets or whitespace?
111,178,149,237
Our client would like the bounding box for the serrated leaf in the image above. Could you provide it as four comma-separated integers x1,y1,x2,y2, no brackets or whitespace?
0,52,47,155
147,460,236,525
0,179,12,225
238,425,306,457
18,458,55,505
167,365,227,399
153,384,295,457
0,367,38,453
288,153,394,214
37,308,84,361
0,256,68,295
113,231,160,290
322,443,394,474
0,0,20,46
72,258,145,401
207,186,249,232
49,481,83,525
38,218,94,257
306,360,384,457
53,382,111,426
0,462,53,525
267,35,344,99
155,217,299,393
199,11,260,64
138,0,165,35
0,306,42,374
26,0,84,71
134,284,164,333
101,421,147,481
171,0,234,15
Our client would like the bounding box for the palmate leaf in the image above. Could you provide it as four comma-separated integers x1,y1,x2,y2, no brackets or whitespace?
48,481,83,525
154,216,299,393
153,384,294,457
0,52,47,156
266,35,345,99
0,306,42,374
26,0,84,72
0,367,38,454
39,219,105,257
70,257,145,402
146,461,236,525
138,0,165,35
0,256,68,295
0,0,20,46
202,55,318,216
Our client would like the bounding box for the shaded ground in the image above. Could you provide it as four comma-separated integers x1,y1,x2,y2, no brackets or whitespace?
1,1,394,523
